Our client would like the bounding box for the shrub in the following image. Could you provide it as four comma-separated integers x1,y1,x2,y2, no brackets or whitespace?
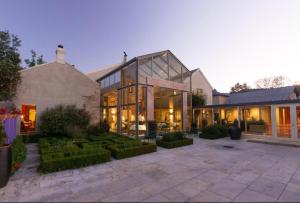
99,120,110,133
162,131,184,142
87,133,157,159
64,125,86,139
87,120,110,136
87,124,102,136
39,105,90,137
157,131,193,149
200,124,228,139
157,138,193,149
107,143,157,159
38,137,111,173
11,136,27,172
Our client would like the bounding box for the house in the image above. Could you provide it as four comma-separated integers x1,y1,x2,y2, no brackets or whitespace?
191,69,213,105
89,50,194,137
194,86,300,140
13,45,100,134
13,46,216,137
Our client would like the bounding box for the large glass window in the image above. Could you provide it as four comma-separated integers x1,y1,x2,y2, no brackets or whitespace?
152,53,169,80
169,54,182,82
138,57,152,84
182,67,191,91
121,105,136,137
221,108,238,125
276,106,291,138
122,62,137,87
154,87,182,132
242,106,272,136
138,86,147,135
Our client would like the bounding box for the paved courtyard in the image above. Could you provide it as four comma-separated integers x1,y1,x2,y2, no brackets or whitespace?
1,137,300,202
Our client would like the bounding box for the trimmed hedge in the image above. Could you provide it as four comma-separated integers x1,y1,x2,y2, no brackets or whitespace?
38,138,111,173
157,138,193,149
11,136,27,172
199,124,228,139
107,143,157,160
88,133,157,159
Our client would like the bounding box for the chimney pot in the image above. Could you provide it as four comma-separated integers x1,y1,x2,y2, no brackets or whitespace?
56,45,65,64
123,51,127,63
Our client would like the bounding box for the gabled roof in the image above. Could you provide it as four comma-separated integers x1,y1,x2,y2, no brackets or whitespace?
212,89,229,97
224,86,297,105
86,64,120,81
191,68,214,90
91,50,191,82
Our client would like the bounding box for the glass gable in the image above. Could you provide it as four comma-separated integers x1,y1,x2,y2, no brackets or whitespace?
99,51,192,138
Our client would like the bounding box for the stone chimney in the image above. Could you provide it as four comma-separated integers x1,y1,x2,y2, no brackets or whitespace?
56,45,65,64
123,51,127,63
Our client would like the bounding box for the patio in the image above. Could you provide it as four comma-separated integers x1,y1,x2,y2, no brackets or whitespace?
1,137,300,202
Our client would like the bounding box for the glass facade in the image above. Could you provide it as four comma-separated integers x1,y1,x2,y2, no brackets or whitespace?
99,51,192,138
194,104,300,139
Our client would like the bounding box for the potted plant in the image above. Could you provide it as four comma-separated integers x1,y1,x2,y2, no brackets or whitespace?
0,122,12,188
229,119,241,140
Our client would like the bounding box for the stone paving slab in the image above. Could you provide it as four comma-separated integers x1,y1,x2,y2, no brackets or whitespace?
1,137,300,202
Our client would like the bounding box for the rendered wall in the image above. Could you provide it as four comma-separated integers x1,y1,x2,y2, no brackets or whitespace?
191,70,213,105
13,62,100,134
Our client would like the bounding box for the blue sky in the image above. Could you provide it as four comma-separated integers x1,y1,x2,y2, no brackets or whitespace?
1,0,299,92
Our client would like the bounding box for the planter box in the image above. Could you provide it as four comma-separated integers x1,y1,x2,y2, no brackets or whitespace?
249,124,265,134
107,143,157,160
156,138,193,149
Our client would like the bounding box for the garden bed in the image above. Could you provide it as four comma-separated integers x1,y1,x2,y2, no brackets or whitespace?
156,132,193,149
88,133,157,159
156,137,193,149
38,137,111,173
199,124,228,139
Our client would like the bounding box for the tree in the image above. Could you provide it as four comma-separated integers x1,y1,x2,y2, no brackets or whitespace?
24,49,45,67
230,83,251,93
192,94,206,107
255,75,289,88
0,30,22,100
294,85,300,98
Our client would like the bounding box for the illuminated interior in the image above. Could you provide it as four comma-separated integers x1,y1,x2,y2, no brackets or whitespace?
154,87,182,132
242,106,272,135
21,104,36,132
99,50,192,137
221,108,238,124
276,106,291,138
297,106,300,138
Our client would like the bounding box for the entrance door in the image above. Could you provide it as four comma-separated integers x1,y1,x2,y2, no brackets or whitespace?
276,106,292,138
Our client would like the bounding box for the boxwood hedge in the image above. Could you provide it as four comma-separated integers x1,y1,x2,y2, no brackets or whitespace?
38,138,111,173
157,132,193,149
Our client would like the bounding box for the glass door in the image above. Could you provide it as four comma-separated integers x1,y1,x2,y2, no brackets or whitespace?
276,106,292,138
297,106,300,139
